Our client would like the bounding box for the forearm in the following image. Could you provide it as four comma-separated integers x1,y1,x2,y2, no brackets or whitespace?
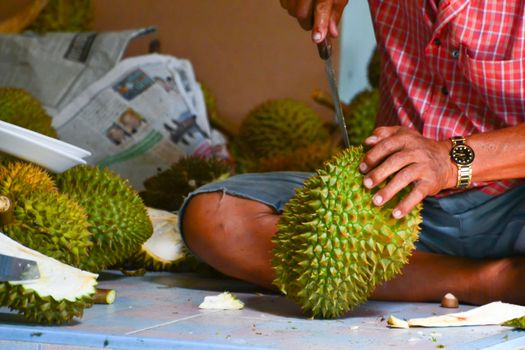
468,122,525,183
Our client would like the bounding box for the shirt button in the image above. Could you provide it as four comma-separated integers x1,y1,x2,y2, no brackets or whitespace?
441,86,449,96
451,49,460,58
433,38,442,46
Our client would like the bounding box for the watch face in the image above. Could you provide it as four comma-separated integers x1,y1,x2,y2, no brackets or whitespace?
451,145,475,165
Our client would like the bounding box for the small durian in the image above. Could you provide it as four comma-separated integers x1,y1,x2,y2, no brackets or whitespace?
238,99,329,160
248,141,341,172
272,147,421,318
0,162,92,266
54,165,153,272
346,89,379,146
140,156,232,212
503,316,525,329
367,47,381,89
0,88,57,138
26,0,93,33
0,232,97,324
130,208,187,271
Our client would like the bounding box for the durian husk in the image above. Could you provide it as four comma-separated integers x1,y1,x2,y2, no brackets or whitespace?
0,0,49,33
130,208,187,271
367,47,381,89
0,162,93,267
503,316,525,329
0,232,97,324
54,165,153,273
345,89,379,146
272,147,421,318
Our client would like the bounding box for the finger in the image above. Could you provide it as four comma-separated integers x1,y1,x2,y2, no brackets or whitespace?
328,0,348,37
363,150,417,189
312,0,334,42
370,164,422,209
392,182,429,219
364,126,400,146
361,133,407,172
296,0,315,30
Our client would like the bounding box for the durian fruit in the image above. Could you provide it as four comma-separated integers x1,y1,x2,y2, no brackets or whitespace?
26,0,92,33
0,162,93,267
0,88,57,138
130,208,187,271
140,156,232,212
0,231,97,324
503,316,525,329
200,83,236,140
248,141,341,172
237,99,329,160
54,165,153,272
345,89,379,146
367,47,381,89
272,147,421,318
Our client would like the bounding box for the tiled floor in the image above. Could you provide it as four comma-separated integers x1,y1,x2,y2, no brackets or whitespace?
0,271,523,350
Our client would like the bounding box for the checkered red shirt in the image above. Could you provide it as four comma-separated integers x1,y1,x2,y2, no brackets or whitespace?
369,0,525,196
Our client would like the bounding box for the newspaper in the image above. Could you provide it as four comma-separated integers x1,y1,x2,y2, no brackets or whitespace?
0,29,229,190
0,27,156,117
53,54,224,189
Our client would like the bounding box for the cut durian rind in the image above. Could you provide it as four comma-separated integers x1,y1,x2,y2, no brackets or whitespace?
0,231,97,324
272,147,421,318
132,208,187,271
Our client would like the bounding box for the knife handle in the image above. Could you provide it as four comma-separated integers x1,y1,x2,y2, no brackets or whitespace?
317,38,332,60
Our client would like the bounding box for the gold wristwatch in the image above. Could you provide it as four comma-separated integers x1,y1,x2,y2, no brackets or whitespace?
449,136,475,189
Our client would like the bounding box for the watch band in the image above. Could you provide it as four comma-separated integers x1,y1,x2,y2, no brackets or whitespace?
450,136,473,189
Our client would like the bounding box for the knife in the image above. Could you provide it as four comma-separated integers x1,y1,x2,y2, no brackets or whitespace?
0,253,40,281
317,38,351,148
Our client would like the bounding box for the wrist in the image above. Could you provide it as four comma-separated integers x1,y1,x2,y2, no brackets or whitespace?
439,140,458,189
449,136,475,189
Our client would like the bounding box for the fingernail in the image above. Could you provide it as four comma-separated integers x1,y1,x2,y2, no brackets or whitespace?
364,177,373,188
359,162,368,172
365,136,378,144
373,195,383,206
392,209,402,219
312,31,322,42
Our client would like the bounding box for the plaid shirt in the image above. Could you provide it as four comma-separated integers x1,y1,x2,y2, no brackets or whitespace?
369,0,525,196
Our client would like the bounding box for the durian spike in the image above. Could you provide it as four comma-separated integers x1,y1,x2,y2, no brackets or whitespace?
0,195,13,225
93,288,116,305
0,0,49,33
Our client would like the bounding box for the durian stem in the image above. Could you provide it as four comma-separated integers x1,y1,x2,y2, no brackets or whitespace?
312,88,336,111
94,288,117,304
0,0,49,33
0,196,14,225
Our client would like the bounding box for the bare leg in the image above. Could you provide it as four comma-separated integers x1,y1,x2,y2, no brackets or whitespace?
182,192,525,304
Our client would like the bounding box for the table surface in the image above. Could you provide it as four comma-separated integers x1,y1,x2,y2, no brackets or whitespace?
0,270,523,350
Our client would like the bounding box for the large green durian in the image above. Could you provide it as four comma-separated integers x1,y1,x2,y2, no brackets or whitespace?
346,89,379,146
27,0,92,33
0,232,97,324
140,156,231,212
0,162,93,266
272,147,421,318
0,88,57,138
238,99,329,160
54,165,153,272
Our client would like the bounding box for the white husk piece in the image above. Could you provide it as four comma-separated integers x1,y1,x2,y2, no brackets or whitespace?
144,208,186,263
0,231,97,301
199,292,245,310
388,302,525,329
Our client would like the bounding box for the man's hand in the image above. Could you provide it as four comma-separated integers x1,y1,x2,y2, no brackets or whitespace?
359,126,457,219
279,0,348,43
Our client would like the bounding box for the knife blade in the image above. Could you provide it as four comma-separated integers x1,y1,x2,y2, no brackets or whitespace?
317,38,351,148
0,253,40,281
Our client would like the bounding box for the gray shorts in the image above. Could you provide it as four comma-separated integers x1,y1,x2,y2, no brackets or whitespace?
178,172,525,259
